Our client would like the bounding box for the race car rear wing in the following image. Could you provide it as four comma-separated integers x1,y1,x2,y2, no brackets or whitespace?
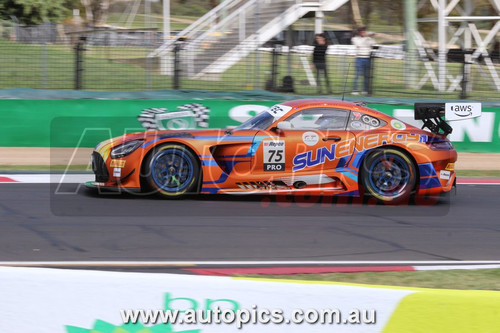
414,102,481,136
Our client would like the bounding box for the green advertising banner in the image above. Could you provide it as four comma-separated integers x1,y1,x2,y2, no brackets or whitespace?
1,100,276,148
0,99,499,152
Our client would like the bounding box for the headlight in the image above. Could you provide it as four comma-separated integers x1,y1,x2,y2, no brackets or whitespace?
110,140,144,158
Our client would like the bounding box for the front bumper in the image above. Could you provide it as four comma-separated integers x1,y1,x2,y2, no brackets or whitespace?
90,149,142,189
84,181,141,193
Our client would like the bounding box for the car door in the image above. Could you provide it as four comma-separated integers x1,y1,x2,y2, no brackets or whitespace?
252,107,356,176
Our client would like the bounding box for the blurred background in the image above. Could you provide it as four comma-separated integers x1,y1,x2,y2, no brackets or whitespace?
0,0,499,100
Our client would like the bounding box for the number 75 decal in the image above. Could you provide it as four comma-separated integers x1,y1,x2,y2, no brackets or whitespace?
263,140,285,172
267,149,283,162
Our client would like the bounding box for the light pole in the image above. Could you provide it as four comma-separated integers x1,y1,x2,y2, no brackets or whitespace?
438,0,447,92
161,0,172,75
163,0,170,42
404,0,418,90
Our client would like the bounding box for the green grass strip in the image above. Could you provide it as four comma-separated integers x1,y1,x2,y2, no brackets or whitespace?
243,269,500,291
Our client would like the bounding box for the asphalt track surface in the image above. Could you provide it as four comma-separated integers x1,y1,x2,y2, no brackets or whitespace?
1,183,500,264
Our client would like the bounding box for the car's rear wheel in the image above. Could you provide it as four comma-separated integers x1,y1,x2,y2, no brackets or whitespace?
142,144,199,198
361,148,416,204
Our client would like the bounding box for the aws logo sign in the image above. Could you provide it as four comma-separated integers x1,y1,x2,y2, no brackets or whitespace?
445,102,481,121
451,104,473,117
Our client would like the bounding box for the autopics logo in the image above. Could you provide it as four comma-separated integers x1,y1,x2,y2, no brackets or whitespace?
138,103,211,131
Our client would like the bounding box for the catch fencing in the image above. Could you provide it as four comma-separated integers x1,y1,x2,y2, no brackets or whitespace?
0,21,499,100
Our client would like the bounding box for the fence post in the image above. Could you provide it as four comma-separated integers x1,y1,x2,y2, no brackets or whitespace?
74,36,86,90
265,42,282,92
173,38,184,90
254,1,261,89
460,49,473,99
41,42,48,89
270,44,280,91
368,48,377,96
145,32,152,90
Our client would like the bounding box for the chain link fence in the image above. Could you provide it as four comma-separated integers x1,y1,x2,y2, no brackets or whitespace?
0,21,499,100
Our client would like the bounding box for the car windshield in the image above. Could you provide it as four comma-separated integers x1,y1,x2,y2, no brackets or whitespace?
234,110,275,131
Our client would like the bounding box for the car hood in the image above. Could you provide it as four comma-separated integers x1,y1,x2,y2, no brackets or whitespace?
99,129,226,146
96,128,263,151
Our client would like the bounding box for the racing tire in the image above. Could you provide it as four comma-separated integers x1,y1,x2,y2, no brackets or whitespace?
360,148,416,204
142,144,200,198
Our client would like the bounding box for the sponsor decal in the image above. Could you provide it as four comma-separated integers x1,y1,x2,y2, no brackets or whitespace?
390,119,406,130
137,103,211,130
440,170,451,180
263,140,285,171
293,141,353,172
266,104,292,119
356,132,426,149
113,168,121,177
445,103,481,121
302,131,319,146
167,118,191,129
445,163,455,171
110,159,126,168
293,133,426,172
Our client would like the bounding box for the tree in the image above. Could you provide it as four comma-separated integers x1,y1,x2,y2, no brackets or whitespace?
209,0,218,10
350,0,363,27
0,0,70,25
80,0,110,27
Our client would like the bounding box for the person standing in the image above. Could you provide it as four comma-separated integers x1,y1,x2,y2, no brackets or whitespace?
313,33,332,94
352,27,375,95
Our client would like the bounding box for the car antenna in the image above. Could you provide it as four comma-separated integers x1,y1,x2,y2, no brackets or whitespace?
341,62,351,101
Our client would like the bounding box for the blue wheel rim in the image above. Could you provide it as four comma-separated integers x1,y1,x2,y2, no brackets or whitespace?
151,148,194,193
368,154,410,198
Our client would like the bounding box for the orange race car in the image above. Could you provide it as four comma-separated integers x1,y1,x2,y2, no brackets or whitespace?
86,99,481,203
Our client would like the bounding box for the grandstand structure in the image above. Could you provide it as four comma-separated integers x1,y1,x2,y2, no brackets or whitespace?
149,0,350,79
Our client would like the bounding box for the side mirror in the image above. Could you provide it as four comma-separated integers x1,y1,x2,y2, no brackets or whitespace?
276,121,293,130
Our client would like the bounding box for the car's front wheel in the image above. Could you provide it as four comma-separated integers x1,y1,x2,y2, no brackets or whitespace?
361,148,416,204
142,144,199,198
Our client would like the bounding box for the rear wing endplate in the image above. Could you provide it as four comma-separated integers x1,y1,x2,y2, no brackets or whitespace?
414,102,481,136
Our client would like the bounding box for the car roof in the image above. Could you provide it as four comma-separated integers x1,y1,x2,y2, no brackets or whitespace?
278,99,405,129
279,99,391,119
280,99,359,109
